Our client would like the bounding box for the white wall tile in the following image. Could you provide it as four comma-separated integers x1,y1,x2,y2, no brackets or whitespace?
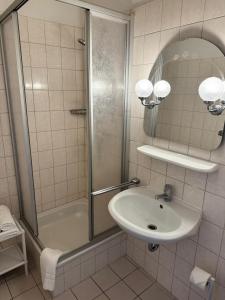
185,170,207,190
18,15,29,42
174,256,193,285
216,257,225,287
157,265,173,291
167,164,185,181
48,69,63,91
172,277,189,300
33,90,49,112
35,112,51,132
143,32,160,64
28,18,45,44
145,0,162,34
133,5,146,37
45,22,60,46
181,0,205,25
177,239,197,265
203,192,225,228
32,68,48,90
204,0,225,20
62,48,76,70
198,220,223,255
46,46,61,69
30,43,46,67
133,37,144,65
183,184,204,209
159,246,175,272
60,25,75,48
161,0,182,30
203,17,225,53
195,245,218,275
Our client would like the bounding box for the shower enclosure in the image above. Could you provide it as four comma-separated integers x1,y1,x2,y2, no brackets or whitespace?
0,0,131,258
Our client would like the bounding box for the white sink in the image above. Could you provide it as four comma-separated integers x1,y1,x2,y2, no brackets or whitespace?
108,187,201,244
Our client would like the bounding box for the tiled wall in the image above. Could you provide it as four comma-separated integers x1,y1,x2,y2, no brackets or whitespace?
128,1,225,299
18,14,87,213
0,56,19,216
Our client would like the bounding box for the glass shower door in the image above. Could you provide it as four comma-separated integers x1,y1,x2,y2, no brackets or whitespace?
89,12,128,237
0,12,38,235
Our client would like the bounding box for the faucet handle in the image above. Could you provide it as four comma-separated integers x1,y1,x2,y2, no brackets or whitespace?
164,184,173,200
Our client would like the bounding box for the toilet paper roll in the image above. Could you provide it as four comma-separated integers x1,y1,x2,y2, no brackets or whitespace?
190,266,211,291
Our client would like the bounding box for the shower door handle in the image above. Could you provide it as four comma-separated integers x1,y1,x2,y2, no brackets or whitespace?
91,178,140,196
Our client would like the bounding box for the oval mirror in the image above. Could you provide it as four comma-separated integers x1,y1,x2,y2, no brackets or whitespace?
144,38,225,151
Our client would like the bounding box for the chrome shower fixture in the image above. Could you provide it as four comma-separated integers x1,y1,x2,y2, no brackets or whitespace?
135,79,171,109
78,38,86,46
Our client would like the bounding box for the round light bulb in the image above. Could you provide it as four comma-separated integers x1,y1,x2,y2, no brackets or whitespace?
153,80,171,98
198,77,223,102
220,80,225,101
135,79,153,98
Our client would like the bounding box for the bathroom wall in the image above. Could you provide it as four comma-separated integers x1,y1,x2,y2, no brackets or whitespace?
18,10,87,213
0,0,15,14
128,1,225,299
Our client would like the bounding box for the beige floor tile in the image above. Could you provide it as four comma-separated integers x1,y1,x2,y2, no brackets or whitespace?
31,268,42,285
140,283,173,300
38,283,52,300
71,278,102,300
94,294,108,300
14,286,44,300
110,257,136,279
124,270,154,295
7,273,36,297
0,281,11,300
4,267,25,281
92,267,120,291
106,281,136,300
54,290,76,300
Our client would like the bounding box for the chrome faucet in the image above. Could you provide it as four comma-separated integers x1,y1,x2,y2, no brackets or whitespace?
155,184,173,202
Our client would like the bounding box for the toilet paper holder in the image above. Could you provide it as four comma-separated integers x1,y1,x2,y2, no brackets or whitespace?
206,277,215,300
190,266,215,300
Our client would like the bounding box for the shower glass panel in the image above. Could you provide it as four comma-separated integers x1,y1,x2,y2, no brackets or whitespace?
0,12,38,235
90,14,128,236
17,0,88,252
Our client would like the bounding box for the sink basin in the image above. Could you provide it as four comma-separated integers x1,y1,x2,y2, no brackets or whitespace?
108,187,201,244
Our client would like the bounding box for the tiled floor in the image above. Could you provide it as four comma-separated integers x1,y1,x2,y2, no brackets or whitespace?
0,256,174,300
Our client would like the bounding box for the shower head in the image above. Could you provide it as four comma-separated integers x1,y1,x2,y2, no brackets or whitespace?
78,38,86,46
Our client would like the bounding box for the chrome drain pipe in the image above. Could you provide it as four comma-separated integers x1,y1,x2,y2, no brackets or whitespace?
148,243,159,252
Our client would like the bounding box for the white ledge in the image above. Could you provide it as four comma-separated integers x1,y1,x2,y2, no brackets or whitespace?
137,145,218,173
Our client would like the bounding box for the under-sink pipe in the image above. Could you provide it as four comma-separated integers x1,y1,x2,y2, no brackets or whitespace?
148,243,159,252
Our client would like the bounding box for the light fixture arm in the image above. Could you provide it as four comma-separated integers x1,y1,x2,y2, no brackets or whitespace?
205,100,225,116
139,97,165,109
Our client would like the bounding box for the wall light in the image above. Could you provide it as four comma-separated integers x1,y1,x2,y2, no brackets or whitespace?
135,79,171,109
198,77,225,115
153,80,171,98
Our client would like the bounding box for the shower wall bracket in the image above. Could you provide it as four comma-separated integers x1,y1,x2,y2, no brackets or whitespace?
70,108,87,115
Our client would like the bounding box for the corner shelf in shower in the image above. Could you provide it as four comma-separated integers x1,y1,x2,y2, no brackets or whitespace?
137,145,218,173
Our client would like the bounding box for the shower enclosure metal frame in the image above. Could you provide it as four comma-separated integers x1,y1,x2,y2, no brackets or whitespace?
86,9,130,241
0,0,131,260
0,10,39,237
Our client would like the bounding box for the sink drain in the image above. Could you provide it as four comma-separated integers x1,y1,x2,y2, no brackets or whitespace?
147,224,157,230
